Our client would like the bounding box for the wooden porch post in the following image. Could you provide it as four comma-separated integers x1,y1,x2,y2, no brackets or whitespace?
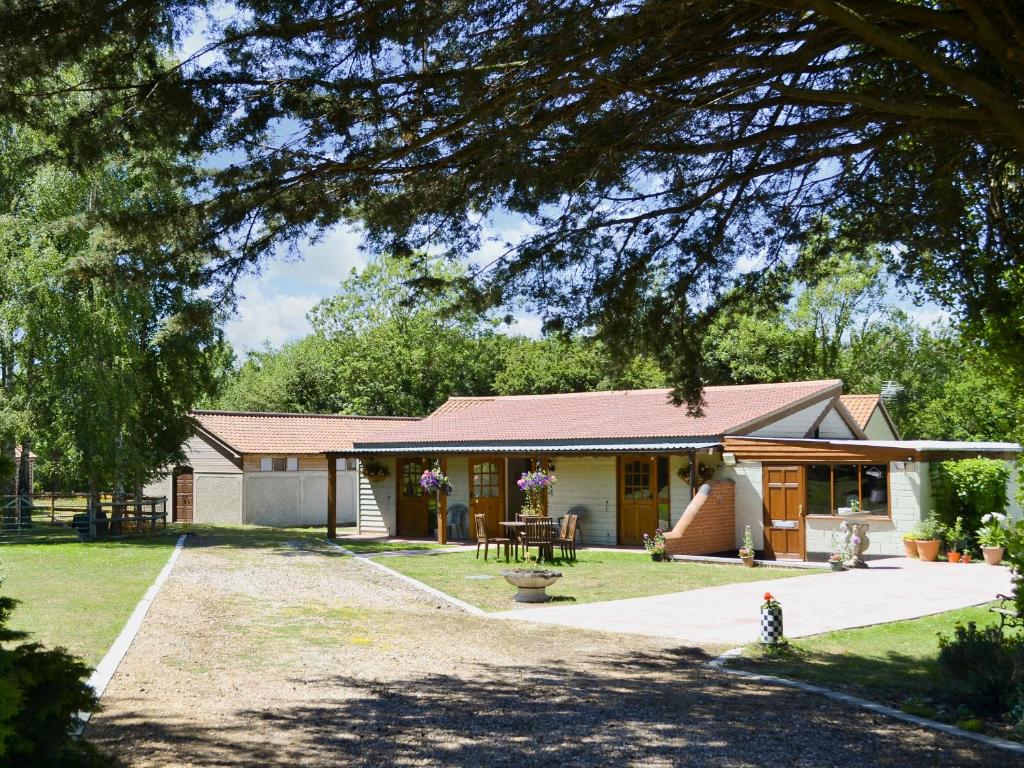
327,452,337,540
437,456,448,544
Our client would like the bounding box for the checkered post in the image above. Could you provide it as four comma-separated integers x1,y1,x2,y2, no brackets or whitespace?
760,606,784,644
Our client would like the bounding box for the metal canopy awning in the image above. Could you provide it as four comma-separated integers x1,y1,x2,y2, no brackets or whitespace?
342,440,723,455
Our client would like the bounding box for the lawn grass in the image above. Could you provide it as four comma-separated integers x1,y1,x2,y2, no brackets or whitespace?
374,549,811,612
728,602,1016,735
0,529,180,665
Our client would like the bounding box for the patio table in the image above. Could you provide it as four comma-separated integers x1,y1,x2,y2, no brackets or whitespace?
500,519,558,560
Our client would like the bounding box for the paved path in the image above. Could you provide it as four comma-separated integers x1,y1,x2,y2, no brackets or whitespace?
491,557,1012,644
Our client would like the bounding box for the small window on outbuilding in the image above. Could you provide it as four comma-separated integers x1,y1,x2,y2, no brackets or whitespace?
345,458,358,471
260,457,273,472
286,456,298,471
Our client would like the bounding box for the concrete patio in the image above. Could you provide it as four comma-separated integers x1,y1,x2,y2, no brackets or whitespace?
490,557,1014,645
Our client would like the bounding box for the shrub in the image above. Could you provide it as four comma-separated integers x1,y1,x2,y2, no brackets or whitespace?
931,458,1010,534
0,590,110,767
937,621,1024,716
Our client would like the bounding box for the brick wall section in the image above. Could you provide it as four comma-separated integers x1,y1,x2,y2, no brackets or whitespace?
664,480,736,556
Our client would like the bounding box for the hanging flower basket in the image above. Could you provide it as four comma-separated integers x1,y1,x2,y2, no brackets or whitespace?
420,465,453,495
361,460,390,483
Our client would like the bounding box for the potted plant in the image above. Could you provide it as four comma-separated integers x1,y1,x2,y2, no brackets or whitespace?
977,513,1009,565
960,550,972,564
827,551,846,572
361,459,390,483
915,513,944,562
643,529,667,561
760,592,784,645
902,529,921,558
945,517,967,563
738,525,755,567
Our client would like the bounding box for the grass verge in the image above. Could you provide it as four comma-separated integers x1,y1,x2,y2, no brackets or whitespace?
0,529,180,665
374,549,811,612
728,602,1021,740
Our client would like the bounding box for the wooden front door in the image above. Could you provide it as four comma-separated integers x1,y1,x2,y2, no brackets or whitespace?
396,458,430,537
618,457,658,546
174,470,193,523
469,456,503,537
763,465,805,560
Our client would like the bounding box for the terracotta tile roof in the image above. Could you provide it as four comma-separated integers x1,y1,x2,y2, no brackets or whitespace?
839,395,880,430
191,411,419,455
359,380,842,447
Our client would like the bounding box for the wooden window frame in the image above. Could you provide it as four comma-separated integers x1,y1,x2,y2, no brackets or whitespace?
803,462,892,519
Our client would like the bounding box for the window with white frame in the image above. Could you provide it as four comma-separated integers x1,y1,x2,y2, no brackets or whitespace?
260,456,298,472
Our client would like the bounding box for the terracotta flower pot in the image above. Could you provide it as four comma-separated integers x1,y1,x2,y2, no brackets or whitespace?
961,553,972,564
947,551,961,563
740,555,755,568
916,539,941,562
982,546,1005,566
903,539,919,558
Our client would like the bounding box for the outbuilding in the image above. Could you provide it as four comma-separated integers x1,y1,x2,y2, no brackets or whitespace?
145,411,417,528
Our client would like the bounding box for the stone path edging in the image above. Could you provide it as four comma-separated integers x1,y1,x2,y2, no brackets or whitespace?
710,647,1024,756
322,539,486,616
78,532,188,728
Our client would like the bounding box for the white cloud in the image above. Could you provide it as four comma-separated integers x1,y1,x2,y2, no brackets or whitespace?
224,224,367,352
223,280,322,351
498,313,544,339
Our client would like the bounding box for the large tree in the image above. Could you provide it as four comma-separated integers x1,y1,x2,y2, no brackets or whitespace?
0,125,223,494
4,1,1023,405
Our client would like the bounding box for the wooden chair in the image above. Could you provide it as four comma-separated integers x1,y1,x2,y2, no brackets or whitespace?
475,513,511,562
523,518,554,561
567,505,588,542
558,514,579,560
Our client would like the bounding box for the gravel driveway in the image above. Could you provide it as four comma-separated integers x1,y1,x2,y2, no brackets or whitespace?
87,533,1011,766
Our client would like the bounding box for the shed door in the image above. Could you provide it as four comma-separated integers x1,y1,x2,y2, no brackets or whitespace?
174,470,194,523
396,458,430,537
619,458,658,546
469,456,503,537
763,465,805,560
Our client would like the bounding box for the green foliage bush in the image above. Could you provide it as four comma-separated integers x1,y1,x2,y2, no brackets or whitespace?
0,591,109,766
937,621,1024,716
930,458,1010,534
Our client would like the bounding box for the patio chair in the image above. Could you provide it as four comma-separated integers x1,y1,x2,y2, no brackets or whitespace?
558,514,579,560
567,505,588,542
474,513,511,562
447,503,469,540
523,518,555,561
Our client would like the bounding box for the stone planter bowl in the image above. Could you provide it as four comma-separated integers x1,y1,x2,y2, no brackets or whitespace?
501,569,563,603
982,546,1005,566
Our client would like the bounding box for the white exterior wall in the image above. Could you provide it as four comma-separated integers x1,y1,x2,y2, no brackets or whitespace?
804,461,930,557
242,463,358,528
359,457,396,535
817,408,856,438
668,455,689,528
723,461,764,549
547,455,618,546
750,400,829,438
864,408,898,440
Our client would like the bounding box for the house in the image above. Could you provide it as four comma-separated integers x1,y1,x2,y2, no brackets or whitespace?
344,380,1021,561
144,411,418,528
